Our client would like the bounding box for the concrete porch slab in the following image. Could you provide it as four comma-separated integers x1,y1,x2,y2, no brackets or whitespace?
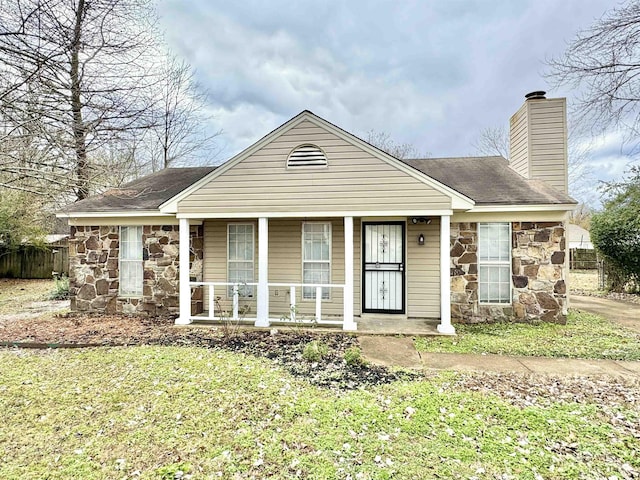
357,317,441,336
188,315,447,336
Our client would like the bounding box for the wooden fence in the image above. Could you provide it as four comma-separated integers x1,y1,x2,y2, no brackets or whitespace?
0,245,69,279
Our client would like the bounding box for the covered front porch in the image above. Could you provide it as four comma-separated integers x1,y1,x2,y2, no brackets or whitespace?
174,215,456,334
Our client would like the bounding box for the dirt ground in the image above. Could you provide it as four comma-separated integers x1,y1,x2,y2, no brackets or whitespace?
0,278,66,316
569,269,599,292
569,269,640,305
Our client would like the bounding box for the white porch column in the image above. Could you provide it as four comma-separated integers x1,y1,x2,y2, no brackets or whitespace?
437,214,456,334
343,216,356,331
255,217,270,327
176,217,192,325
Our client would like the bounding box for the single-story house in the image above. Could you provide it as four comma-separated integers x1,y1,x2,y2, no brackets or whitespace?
58,91,576,333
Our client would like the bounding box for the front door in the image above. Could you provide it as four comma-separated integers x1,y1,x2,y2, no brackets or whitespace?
362,222,405,313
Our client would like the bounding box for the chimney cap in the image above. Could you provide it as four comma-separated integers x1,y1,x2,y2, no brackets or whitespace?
525,91,546,100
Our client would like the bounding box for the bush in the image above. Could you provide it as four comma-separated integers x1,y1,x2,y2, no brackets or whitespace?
48,275,69,300
302,340,328,362
591,166,640,292
344,346,366,367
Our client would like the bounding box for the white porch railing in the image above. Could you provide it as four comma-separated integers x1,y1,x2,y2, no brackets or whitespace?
189,281,347,327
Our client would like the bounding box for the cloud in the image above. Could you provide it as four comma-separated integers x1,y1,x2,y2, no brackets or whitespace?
158,0,621,201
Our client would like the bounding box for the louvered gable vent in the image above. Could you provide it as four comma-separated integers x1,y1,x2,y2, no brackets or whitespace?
287,144,327,168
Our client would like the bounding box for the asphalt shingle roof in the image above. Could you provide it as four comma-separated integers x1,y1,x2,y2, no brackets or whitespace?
61,156,576,214
402,156,576,205
61,167,216,213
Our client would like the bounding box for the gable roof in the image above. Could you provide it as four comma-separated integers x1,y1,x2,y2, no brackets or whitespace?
60,112,577,217
160,110,475,213
60,167,216,214
403,156,576,206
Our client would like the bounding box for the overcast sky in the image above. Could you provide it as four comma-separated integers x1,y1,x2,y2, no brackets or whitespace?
158,0,634,205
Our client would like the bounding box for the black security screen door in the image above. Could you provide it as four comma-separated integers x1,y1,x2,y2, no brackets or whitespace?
362,222,405,314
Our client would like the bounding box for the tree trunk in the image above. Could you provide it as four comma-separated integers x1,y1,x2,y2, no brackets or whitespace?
71,0,88,201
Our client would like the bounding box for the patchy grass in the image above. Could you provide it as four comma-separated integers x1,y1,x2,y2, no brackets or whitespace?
416,310,640,361
0,278,57,315
0,346,638,479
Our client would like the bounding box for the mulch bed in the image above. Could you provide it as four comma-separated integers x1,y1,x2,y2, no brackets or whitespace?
0,314,421,391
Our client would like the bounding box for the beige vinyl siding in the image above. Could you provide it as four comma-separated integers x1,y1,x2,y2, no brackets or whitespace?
178,120,451,214
203,218,362,319
202,219,257,316
509,103,529,178
528,98,568,194
406,219,440,318
508,98,568,194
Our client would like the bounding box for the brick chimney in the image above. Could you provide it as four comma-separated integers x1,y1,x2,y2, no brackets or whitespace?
509,91,568,194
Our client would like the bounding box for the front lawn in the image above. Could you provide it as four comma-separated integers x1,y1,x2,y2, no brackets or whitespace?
0,278,59,315
415,310,640,361
1,346,638,479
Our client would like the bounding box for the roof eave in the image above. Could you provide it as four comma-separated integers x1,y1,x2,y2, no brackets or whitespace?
469,203,577,213
56,210,172,218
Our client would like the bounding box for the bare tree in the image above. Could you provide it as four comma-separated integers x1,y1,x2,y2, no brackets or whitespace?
0,0,162,201
569,202,593,229
546,1,640,143
364,130,429,159
146,56,221,171
472,126,509,158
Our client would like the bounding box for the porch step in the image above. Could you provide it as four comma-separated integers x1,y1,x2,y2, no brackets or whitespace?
357,317,441,336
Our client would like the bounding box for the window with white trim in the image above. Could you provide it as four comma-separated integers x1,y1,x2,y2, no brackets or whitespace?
478,222,511,304
302,222,331,299
119,226,143,296
228,223,254,297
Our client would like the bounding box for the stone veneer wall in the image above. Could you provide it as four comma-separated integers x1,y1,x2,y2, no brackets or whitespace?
69,224,203,316
450,221,566,324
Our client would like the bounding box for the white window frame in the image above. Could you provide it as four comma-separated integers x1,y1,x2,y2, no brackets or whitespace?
478,222,512,305
119,225,143,297
302,222,332,300
227,223,255,298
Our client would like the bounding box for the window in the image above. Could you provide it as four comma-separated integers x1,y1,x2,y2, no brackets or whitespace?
302,222,331,299
287,144,328,168
228,224,254,297
120,226,143,296
478,223,511,304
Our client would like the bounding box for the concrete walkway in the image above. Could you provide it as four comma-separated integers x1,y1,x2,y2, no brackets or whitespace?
358,336,640,378
359,295,640,378
419,351,640,378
